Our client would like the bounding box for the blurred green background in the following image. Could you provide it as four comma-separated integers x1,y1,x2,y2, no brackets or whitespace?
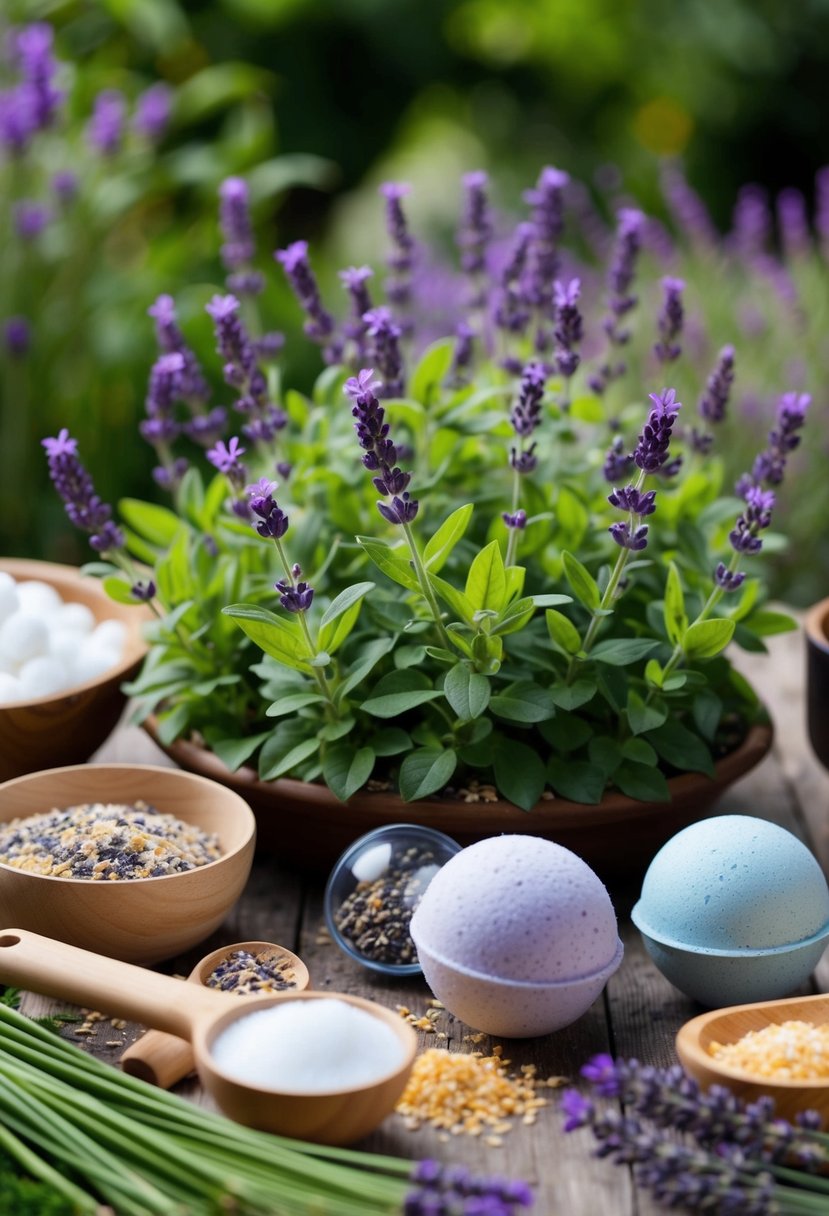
3,0,829,600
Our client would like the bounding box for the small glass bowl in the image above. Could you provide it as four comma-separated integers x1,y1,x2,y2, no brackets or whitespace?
324,824,462,976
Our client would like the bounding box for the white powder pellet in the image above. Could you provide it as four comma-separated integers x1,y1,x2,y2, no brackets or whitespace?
210,999,404,1093
16,580,63,618
56,601,96,634
0,613,49,664
352,842,392,883
19,656,70,698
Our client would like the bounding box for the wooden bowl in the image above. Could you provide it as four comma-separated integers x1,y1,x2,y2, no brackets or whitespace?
0,764,256,964
806,596,829,770
0,558,148,781
676,993,829,1126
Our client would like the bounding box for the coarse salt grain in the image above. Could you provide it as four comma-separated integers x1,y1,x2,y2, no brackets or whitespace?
394,1046,556,1138
708,1020,829,1080
210,999,405,1092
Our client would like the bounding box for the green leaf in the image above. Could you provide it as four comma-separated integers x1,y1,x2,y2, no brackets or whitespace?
743,609,798,637
118,498,181,546
210,731,271,773
683,618,735,660
569,395,605,423
102,575,141,605
429,573,474,623
266,692,326,718
588,736,623,776
490,682,557,723
356,537,420,592
318,717,355,741
555,488,589,549
492,597,534,636
613,761,671,802
260,736,320,781
562,551,600,611
548,678,597,710
493,740,546,811
394,644,427,669
461,730,504,767
590,638,659,666
223,603,311,673
539,712,593,753
424,504,474,573
692,690,723,742
663,562,688,646
465,541,507,613
335,637,396,702
647,720,715,777
174,62,274,125
361,670,442,718
318,581,375,654
546,608,582,655
621,738,658,766
626,690,668,735
371,727,413,756
399,748,458,801
645,659,664,687
409,337,455,405
530,593,573,608
547,759,606,804
322,744,375,801
443,663,491,721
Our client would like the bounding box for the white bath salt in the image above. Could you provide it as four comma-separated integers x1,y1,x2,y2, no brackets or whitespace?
210,999,405,1093
352,841,392,883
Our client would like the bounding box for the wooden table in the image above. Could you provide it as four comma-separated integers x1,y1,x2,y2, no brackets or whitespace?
18,625,829,1214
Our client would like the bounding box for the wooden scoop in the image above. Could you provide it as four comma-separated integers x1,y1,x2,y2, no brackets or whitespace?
0,928,416,1145
119,940,310,1088
676,992,829,1126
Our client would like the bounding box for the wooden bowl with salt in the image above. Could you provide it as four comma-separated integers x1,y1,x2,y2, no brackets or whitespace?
0,764,256,964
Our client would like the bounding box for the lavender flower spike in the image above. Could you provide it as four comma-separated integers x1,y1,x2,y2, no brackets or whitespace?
87,89,126,156
553,278,584,379
247,478,289,540
523,165,569,312
633,388,682,474
344,369,418,526
134,83,173,142
363,307,405,399
698,344,735,425
457,170,493,304
339,266,374,362
207,436,248,495
42,429,124,554
380,181,416,310
510,362,547,438
653,276,684,363
276,240,340,361
219,177,260,295
743,390,810,489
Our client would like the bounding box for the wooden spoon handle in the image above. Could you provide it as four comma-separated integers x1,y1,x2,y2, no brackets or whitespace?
120,1029,196,1087
0,928,230,1039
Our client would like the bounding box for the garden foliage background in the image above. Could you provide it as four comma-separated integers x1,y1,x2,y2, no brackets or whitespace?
3,0,829,604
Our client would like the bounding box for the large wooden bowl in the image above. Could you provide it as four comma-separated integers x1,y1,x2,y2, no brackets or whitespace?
0,559,148,781
144,717,774,881
0,764,256,964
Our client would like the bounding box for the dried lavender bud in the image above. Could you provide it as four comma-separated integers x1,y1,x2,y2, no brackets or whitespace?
653,276,684,363
42,429,124,554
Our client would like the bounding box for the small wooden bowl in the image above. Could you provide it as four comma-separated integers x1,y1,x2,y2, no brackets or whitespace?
0,558,148,781
0,764,256,964
806,596,829,770
676,992,829,1126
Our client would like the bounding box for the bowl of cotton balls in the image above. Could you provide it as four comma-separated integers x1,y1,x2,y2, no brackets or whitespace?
0,559,148,780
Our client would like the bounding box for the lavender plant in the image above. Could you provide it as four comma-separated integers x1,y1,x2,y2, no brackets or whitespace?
561,1054,829,1216
44,163,808,811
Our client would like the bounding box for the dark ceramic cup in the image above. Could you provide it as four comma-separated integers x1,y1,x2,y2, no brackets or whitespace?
806,597,829,770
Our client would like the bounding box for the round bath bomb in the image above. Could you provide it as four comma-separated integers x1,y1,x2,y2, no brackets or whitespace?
410,834,620,983
632,815,829,951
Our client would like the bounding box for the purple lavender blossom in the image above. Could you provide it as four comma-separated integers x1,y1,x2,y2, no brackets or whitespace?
380,181,416,310
816,167,829,260
276,240,340,361
494,221,534,339
729,486,776,554
509,362,546,438
247,479,289,540
252,332,285,360
344,368,418,526
276,578,314,612
603,435,634,484
553,278,583,379
51,169,78,205
4,317,30,358
148,294,211,404
0,87,34,153
42,429,124,553
339,265,374,361
730,183,771,257
86,89,127,156
776,187,811,259
660,164,718,250
743,390,810,488
522,165,569,314
206,293,266,404
502,509,527,530
633,388,682,474
714,562,746,593
363,306,404,399
606,208,645,332
8,22,63,137
406,1159,533,1215
698,344,735,425
653,276,684,363
14,200,50,241
608,485,656,515
219,177,256,272
207,436,248,494
140,353,185,487
133,82,173,142
457,170,493,305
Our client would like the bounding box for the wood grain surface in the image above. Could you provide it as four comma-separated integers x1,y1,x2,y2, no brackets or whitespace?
16,623,829,1214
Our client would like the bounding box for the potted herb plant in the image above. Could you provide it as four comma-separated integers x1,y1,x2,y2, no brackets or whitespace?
43,168,802,874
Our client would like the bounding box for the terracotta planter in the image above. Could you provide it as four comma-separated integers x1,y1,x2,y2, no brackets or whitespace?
806,596,829,770
143,718,774,881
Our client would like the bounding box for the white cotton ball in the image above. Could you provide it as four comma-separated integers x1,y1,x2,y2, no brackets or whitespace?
90,619,126,653
55,601,96,635
18,656,70,699
15,580,63,619
0,672,22,703
0,612,49,665
70,644,119,684
0,573,19,625
48,629,82,665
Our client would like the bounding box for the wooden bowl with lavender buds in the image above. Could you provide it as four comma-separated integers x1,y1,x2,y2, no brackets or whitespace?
0,763,256,964
0,558,148,781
